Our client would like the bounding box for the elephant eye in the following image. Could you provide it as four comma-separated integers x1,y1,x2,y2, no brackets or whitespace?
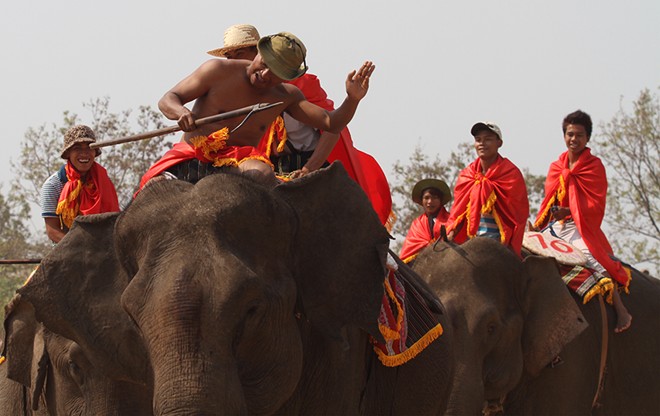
487,322,497,334
68,360,85,387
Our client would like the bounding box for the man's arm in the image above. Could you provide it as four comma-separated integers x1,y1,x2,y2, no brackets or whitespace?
289,131,340,178
286,61,375,134
44,217,66,244
158,60,225,131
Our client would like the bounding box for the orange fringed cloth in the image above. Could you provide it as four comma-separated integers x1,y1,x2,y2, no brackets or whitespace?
534,148,631,288
446,156,529,255
260,74,394,229
399,208,450,263
56,162,119,228
371,268,444,367
137,128,273,192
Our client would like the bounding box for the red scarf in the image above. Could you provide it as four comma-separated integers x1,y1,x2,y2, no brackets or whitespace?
534,148,630,288
56,162,119,228
399,208,450,263
446,156,529,255
262,74,393,228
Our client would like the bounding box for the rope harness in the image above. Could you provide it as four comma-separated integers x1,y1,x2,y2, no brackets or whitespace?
592,295,609,409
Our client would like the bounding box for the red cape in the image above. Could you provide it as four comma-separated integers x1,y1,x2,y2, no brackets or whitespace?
259,74,393,228
446,156,529,255
534,148,630,287
399,208,450,263
57,162,119,228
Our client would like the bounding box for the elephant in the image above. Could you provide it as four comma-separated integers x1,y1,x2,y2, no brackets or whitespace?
18,163,454,415
504,266,660,415
415,237,660,415
413,237,588,415
1,294,152,416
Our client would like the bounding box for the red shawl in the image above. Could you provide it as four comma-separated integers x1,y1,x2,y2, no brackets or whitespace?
399,208,450,263
534,148,630,287
137,129,271,192
446,156,529,255
261,74,393,228
56,162,119,228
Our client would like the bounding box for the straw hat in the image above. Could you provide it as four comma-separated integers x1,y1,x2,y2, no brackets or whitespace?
257,32,308,81
412,179,452,206
61,125,101,159
207,24,260,57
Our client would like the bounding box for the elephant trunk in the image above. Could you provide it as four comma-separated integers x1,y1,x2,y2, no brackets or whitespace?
152,356,247,415
446,347,487,416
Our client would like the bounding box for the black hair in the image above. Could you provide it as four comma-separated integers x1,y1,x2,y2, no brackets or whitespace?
562,110,593,138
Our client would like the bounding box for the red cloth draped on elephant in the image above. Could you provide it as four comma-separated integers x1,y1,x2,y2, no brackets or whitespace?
534,148,630,288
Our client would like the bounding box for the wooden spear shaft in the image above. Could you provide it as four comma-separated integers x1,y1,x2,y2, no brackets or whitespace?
0,259,42,264
90,102,283,149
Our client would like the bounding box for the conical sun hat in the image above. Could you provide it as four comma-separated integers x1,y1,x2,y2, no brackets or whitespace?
257,32,308,81
207,24,260,57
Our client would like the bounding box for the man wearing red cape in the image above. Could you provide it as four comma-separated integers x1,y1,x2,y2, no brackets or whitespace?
534,110,632,333
40,125,120,243
446,122,529,255
400,179,452,263
201,24,392,229
282,74,393,228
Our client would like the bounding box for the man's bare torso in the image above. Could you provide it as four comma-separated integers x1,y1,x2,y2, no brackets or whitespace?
182,61,298,147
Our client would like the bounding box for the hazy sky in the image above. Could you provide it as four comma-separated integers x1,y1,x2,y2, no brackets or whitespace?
1,1,658,208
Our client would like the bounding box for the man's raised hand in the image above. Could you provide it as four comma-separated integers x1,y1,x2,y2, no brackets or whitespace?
346,61,375,101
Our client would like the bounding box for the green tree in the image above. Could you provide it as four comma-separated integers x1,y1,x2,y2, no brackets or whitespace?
0,193,38,305
10,97,173,210
594,88,659,275
8,97,174,243
390,142,546,253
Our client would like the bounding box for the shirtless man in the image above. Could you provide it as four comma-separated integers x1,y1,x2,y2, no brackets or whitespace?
139,31,374,188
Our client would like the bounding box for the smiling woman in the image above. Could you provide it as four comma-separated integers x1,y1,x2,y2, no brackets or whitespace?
39,125,120,243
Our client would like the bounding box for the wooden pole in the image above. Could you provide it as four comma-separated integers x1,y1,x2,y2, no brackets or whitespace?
90,102,283,149
0,259,42,265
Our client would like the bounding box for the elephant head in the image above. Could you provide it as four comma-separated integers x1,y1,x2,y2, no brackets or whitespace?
414,238,587,415
22,163,390,415
2,293,151,415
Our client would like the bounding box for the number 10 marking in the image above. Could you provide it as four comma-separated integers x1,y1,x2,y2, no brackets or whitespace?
530,233,574,253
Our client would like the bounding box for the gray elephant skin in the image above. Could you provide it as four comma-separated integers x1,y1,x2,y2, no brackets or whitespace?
16,163,454,415
414,237,660,415
1,294,151,415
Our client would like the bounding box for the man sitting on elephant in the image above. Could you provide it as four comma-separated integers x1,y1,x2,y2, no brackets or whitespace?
207,23,393,226
446,122,529,255
138,31,374,189
534,109,632,333
400,178,452,264
40,125,120,243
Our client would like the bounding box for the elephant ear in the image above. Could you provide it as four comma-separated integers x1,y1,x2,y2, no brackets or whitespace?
2,296,49,411
520,255,588,376
18,212,149,384
273,162,391,341
3,294,38,388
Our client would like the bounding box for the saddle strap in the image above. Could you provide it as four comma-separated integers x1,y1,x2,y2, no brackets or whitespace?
592,295,609,409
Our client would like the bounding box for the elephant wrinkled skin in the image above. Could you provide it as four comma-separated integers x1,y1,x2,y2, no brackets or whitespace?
414,238,588,415
18,163,453,415
1,295,151,415
416,237,660,415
